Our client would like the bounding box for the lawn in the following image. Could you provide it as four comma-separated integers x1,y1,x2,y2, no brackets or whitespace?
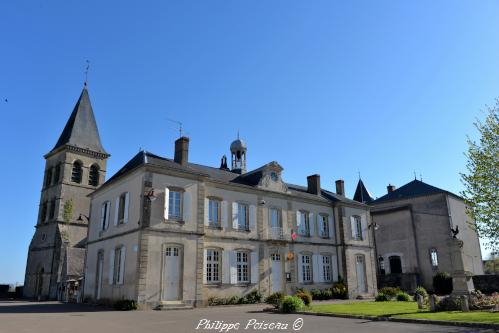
308,301,499,324
309,301,419,317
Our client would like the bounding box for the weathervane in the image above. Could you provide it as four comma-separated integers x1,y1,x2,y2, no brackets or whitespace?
84,60,90,86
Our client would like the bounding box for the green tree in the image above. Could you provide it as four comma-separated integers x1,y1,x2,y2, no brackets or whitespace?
461,101,499,252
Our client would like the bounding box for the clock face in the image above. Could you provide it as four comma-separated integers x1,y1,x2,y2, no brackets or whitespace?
270,172,278,182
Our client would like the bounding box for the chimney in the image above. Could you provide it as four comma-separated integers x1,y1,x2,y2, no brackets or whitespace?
335,179,345,196
307,174,321,195
174,136,189,165
387,184,396,193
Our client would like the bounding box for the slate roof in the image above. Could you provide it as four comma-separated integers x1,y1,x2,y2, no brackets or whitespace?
51,86,108,155
353,179,374,203
371,179,461,204
100,150,365,206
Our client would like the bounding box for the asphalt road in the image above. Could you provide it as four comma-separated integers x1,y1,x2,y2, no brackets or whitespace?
0,301,495,333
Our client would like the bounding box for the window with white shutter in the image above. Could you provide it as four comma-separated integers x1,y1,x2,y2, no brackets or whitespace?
205,249,221,283
301,254,312,283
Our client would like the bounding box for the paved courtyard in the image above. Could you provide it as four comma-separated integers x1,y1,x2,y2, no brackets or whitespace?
0,301,495,333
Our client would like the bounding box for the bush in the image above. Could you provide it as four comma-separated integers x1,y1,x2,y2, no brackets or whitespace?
280,296,304,313
113,299,137,311
435,295,461,312
378,287,401,299
331,282,348,299
265,292,284,309
295,290,312,306
396,292,411,302
433,272,453,295
375,293,390,302
244,289,263,304
321,289,333,300
413,286,428,302
310,289,322,300
469,291,499,310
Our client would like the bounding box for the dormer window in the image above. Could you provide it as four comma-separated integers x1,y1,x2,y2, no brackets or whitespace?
270,172,278,182
71,161,82,183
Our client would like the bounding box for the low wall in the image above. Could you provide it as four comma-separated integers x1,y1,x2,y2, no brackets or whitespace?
473,275,499,294
378,273,419,292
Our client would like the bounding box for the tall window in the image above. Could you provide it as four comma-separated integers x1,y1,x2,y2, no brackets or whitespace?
301,254,312,282
71,161,82,183
101,201,110,231
299,211,310,236
88,164,100,186
114,246,125,284
236,251,249,283
322,255,332,282
237,203,249,230
45,169,52,187
208,199,221,227
206,249,221,283
118,193,127,224
48,200,56,220
430,248,439,268
168,190,182,220
319,214,329,238
352,216,363,240
269,208,280,228
389,255,402,274
40,202,48,223
53,164,60,184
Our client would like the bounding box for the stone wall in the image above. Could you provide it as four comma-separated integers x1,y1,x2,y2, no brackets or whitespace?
473,275,499,294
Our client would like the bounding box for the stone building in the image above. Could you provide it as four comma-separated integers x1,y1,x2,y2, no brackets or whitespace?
23,85,109,300
354,179,483,292
83,136,377,308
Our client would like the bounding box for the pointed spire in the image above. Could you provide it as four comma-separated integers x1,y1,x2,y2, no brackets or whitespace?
353,179,374,203
50,86,108,155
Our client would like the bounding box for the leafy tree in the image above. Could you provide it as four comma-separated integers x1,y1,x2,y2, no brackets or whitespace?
483,253,499,275
461,101,499,252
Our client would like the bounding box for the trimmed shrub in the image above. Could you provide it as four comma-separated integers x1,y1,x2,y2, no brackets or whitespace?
321,289,333,300
435,295,461,312
244,289,263,304
310,289,322,300
396,292,411,302
433,272,453,295
413,286,428,302
113,299,137,311
379,287,401,299
375,293,390,302
331,282,348,299
295,290,312,306
265,292,284,309
280,296,304,313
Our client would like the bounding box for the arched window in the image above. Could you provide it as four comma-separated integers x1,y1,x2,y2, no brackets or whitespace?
48,200,56,220
71,161,82,183
53,164,61,184
40,202,48,223
88,164,100,186
45,168,52,187
430,248,439,268
389,255,402,274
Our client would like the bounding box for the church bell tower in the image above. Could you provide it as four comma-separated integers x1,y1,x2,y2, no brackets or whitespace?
24,85,109,300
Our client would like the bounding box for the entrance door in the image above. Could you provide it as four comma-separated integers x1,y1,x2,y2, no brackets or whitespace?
95,253,103,300
163,246,181,301
356,255,367,293
271,253,283,293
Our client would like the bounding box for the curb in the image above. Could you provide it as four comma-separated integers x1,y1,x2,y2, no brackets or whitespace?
296,311,499,330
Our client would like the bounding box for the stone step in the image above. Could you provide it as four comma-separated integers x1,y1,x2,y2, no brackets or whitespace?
154,301,193,311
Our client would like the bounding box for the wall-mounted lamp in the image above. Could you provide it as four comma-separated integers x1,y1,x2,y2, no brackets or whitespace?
77,214,90,223
145,189,158,202
368,222,380,231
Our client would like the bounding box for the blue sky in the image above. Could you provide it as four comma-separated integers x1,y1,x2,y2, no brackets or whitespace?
1,1,498,284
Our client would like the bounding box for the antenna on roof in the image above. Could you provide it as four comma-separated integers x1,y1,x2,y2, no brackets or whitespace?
413,170,417,180
237,129,240,140
420,173,423,181
84,60,90,86
358,170,361,180
166,118,183,138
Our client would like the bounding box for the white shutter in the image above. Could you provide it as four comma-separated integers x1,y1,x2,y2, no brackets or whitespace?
222,250,230,284
317,214,323,237
249,205,256,230
114,197,119,226
163,188,170,220
204,198,210,226
361,215,367,240
123,192,129,224
296,211,301,230
332,255,339,282
297,254,303,283
350,216,356,239
251,251,259,284
105,202,110,229
229,251,237,284
118,246,126,284
108,250,115,285
328,215,334,240
312,254,320,283
100,204,106,230
221,201,228,228
203,249,207,284
309,212,314,236
183,191,191,223
232,202,239,229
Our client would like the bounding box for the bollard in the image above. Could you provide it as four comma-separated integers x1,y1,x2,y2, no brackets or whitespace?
460,295,469,312
429,294,437,312
417,294,425,309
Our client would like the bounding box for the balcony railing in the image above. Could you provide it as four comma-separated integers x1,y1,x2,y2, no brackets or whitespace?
269,227,286,240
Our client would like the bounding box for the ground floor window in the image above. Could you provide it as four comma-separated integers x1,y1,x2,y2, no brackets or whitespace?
322,255,332,282
301,254,312,282
206,249,221,283
236,251,249,283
